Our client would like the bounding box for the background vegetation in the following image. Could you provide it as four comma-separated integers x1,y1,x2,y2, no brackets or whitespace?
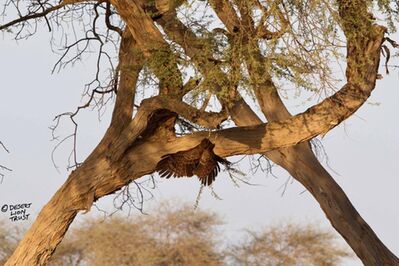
0,202,352,266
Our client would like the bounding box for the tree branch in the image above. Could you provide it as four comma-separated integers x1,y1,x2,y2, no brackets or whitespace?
0,4,66,31
5,1,397,266
109,29,144,130
225,1,397,264
0,141,9,153
156,5,385,155
208,0,241,33
111,0,184,97
255,1,289,40
0,0,88,31
109,95,228,160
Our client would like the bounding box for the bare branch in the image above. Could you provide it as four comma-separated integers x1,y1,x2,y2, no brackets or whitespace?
50,87,115,169
255,2,289,40
105,1,122,36
0,141,11,181
0,4,60,31
0,141,9,153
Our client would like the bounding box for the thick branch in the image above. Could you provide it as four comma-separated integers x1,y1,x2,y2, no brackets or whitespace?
208,0,241,33
165,90,373,156
235,41,399,266
109,95,228,160
112,36,383,162
157,11,240,101
242,35,294,122
157,13,203,58
154,1,383,162
3,96,220,266
110,0,163,52
158,6,395,263
110,29,144,130
232,2,398,264
5,1,397,266
111,0,183,97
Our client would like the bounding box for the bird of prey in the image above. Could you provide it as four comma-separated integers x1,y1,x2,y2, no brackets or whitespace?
156,139,230,186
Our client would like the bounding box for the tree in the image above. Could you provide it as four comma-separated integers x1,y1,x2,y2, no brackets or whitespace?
0,0,398,265
0,203,351,266
48,202,224,266
0,220,22,265
227,223,352,266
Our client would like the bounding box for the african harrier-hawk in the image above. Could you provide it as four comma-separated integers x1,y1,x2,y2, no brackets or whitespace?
156,139,230,186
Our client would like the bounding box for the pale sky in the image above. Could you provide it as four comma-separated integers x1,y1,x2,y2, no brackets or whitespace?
0,20,398,266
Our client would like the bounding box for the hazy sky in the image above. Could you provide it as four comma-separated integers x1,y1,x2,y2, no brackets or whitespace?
0,18,398,266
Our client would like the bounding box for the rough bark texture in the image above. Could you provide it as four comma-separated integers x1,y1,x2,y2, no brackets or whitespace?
4,0,399,265
228,97,399,265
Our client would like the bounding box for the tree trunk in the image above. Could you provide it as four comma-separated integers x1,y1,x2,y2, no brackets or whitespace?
293,147,399,265
4,157,108,265
4,1,399,265
228,97,399,265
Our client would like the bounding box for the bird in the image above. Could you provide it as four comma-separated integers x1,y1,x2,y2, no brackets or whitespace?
156,139,230,186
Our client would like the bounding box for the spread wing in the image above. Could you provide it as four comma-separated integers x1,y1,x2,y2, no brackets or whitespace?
156,153,195,179
156,139,230,186
156,144,204,179
194,150,229,186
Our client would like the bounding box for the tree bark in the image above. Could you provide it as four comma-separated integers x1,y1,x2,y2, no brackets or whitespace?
291,147,399,265
234,25,399,266
5,0,399,265
5,28,146,266
207,0,399,263
229,98,399,265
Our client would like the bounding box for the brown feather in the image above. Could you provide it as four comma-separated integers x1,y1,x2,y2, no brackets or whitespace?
156,139,230,186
